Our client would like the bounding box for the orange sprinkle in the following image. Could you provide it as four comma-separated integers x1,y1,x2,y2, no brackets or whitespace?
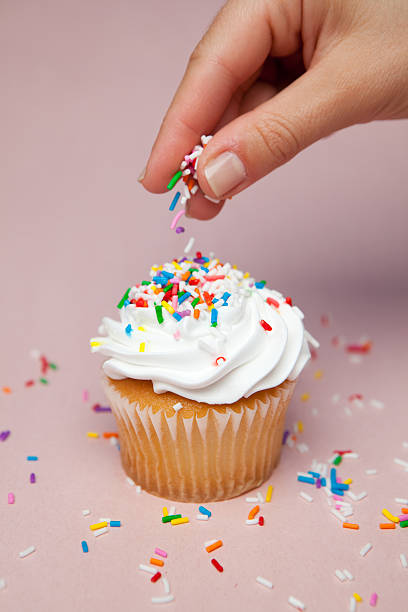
187,178,194,191
2,386,11,394
150,558,164,567
343,523,359,530
103,432,119,439
194,309,200,319
401,508,408,514
248,505,260,520
182,271,191,281
380,523,396,529
206,540,223,553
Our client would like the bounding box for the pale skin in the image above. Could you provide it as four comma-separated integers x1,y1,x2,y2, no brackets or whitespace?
140,0,408,219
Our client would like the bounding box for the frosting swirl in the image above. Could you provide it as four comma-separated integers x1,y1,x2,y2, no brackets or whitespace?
90,253,318,404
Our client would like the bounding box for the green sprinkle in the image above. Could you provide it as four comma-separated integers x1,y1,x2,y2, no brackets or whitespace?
211,322,217,327
117,288,130,309
400,520,408,528
167,170,182,190
163,284,173,293
48,363,58,370
178,291,184,298
162,514,182,523
39,378,48,385
333,455,342,466
191,297,200,308
141,280,151,286
155,305,164,324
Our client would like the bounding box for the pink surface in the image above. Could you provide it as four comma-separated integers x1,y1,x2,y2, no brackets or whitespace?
1,1,408,611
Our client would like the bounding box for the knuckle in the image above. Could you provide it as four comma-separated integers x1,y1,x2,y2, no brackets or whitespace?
254,112,302,167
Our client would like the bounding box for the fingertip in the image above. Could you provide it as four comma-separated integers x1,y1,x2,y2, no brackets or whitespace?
186,192,225,220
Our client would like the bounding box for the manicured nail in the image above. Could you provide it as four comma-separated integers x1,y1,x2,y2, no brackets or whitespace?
138,165,146,183
204,152,246,198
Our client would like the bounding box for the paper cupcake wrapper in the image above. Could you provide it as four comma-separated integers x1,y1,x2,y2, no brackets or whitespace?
102,377,296,502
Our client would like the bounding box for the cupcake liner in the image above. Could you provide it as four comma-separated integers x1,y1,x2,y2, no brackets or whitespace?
102,377,296,502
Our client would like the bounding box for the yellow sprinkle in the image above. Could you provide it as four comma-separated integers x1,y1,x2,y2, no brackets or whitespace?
87,432,99,438
90,521,108,530
343,478,353,485
162,507,168,517
297,420,304,433
172,261,182,270
139,342,145,353
314,369,323,379
382,508,399,523
138,326,145,332
90,341,101,347
184,260,192,265
243,272,250,278
301,393,310,402
161,300,175,315
151,266,158,271
266,485,273,503
353,593,362,603
171,517,189,526
232,264,237,269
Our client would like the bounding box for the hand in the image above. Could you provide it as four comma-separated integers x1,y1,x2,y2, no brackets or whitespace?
140,0,408,219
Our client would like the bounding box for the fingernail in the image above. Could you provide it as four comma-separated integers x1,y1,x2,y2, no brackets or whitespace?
204,152,246,198
138,165,146,183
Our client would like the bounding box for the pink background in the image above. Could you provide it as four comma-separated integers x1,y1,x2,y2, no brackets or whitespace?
1,1,408,610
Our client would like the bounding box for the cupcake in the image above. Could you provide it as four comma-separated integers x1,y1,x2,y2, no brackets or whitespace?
90,251,318,502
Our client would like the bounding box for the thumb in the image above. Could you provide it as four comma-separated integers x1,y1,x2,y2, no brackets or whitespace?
196,54,366,200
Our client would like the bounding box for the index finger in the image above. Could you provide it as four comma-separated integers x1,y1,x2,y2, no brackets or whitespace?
141,0,271,193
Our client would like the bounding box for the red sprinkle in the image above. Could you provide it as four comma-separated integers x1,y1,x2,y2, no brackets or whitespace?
285,297,292,306
260,320,272,332
258,516,264,526
215,356,226,366
211,559,223,573
346,342,372,353
333,450,353,456
151,571,161,583
25,380,35,387
204,275,225,281
266,297,279,308
189,278,200,286
40,355,48,374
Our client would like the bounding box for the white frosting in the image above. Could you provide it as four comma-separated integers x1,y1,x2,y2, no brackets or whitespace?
90,255,318,404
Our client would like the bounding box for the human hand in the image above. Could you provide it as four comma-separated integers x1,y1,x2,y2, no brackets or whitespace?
140,0,408,219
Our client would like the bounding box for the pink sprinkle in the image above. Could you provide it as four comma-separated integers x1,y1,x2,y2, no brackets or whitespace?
369,593,378,606
335,504,342,510
154,547,167,558
172,296,178,310
173,330,181,341
398,515,407,521
83,390,89,401
8,492,15,504
170,209,185,230
333,494,343,501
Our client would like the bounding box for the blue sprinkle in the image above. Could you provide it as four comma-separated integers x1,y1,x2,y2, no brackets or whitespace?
123,299,130,307
211,308,218,326
200,266,209,273
153,276,168,285
81,540,89,553
161,271,174,279
212,297,219,304
27,456,38,461
178,292,191,305
320,477,327,487
255,281,266,289
173,312,182,321
125,324,133,336
330,467,337,484
308,471,320,478
198,505,211,517
333,482,349,491
297,475,315,484
331,488,345,496
221,292,231,302
201,257,210,263
169,191,181,211
110,521,121,527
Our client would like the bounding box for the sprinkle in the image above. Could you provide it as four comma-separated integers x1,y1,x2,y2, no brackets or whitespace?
400,553,408,568
162,577,170,594
8,492,15,504
169,505,176,515
126,476,135,486
93,527,108,537
215,356,226,366
400,520,408,528
151,572,161,583
82,509,91,516
194,308,200,319
0,578,6,590
169,191,180,210
117,288,130,309
151,595,175,604
154,547,167,558
184,237,195,254
258,516,264,526
30,473,36,484
139,564,156,574
162,507,168,517
380,523,396,529
211,559,223,573
2,386,11,394
90,521,108,531
382,508,399,523
155,304,164,324
81,541,89,553
288,595,305,610
369,593,378,606
297,475,315,484
110,521,121,527
170,209,185,230
27,456,38,461
353,593,362,602
248,505,260,520
349,597,357,612
206,540,222,553
299,491,313,503
265,485,273,502
150,558,164,567
343,523,359,530
334,569,346,582
162,515,181,524
365,469,377,475
331,508,346,522
19,546,36,559
314,369,323,379
360,543,373,557
260,319,272,331
135,485,142,493
196,514,209,521
103,432,118,439
139,342,146,353
343,569,354,581
301,393,310,401
199,505,211,517
171,517,189,526
87,432,99,438
257,492,264,504
395,497,408,505
256,576,273,589
167,170,182,190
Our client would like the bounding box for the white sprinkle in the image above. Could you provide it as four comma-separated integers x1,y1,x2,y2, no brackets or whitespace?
395,497,408,505
19,546,36,559
152,594,175,604
0,578,6,590
324,486,333,498
30,349,41,359
312,408,318,416
349,596,357,612
288,595,305,610
286,437,295,448
82,509,91,516
256,576,273,589
342,508,354,518
162,577,170,594
394,458,408,469
99,517,111,522
246,497,258,503
169,505,176,515
332,394,341,404
400,553,408,568
257,492,264,504
126,476,135,486
139,564,156,574
297,443,309,454
246,518,259,525
334,569,346,582
355,491,367,501
93,527,108,537
335,500,352,508
297,472,311,478
173,402,183,412
369,399,384,409
365,469,377,475
343,569,354,581
344,406,353,417
346,491,357,501
196,514,209,521
349,355,362,365
184,237,195,254
135,485,142,494
204,539,218,548
299,491,313,503
191,185,199,195
331,508,345,522
350,398,364,409
344,453,359,459
360,543,372,557
403,441,408,449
